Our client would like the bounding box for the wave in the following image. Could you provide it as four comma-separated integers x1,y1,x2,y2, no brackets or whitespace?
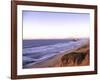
23,39,88,68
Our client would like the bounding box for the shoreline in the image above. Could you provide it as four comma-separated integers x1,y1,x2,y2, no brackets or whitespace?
23,39,89,68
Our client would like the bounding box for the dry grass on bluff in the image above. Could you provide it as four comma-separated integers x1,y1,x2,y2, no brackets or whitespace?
61,44,89,66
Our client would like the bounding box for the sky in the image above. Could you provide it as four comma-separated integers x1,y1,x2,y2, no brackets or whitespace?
23,11,90,39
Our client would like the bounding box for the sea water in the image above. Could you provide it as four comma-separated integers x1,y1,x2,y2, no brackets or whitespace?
22,39,87,68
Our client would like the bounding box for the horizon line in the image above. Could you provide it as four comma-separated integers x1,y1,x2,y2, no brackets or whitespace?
23,37,89,40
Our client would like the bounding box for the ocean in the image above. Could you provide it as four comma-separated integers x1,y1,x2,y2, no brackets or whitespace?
22,39,87,68
23,39,76,48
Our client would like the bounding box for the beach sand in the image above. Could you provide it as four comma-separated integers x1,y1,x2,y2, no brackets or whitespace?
29,42,90,68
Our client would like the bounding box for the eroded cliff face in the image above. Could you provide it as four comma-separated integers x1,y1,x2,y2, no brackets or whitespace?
60,50,89,66
53,44,89,67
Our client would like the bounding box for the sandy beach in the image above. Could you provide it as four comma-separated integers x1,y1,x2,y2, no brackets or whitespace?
25,39,89,68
